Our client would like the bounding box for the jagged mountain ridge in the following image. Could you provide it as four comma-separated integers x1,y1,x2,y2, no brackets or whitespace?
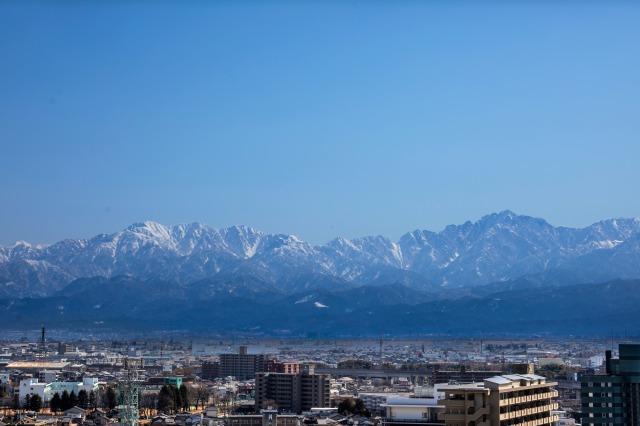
1,210,640,297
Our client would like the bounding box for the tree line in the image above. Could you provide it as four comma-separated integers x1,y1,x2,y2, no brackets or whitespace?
156,384,190,414
18,387,114,413
140,384,210,416
49,389,99,412
15,383,210,415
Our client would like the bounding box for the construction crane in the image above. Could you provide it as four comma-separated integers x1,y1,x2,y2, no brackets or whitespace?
118,358,140,426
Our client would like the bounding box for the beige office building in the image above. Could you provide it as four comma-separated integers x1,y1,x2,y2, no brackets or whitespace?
439,374,559,426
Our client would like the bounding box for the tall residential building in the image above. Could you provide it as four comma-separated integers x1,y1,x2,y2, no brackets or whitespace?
439,374,559,426
219,346,267,380
201,361,220,380
267,360,301,374
581,343,640,425
255,368,330,414
57,342,70,355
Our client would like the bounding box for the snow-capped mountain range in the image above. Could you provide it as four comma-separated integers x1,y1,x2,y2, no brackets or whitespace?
2,210,640,298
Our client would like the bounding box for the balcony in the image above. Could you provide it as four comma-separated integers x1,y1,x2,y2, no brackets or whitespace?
499,391,559,406
499,403,559,421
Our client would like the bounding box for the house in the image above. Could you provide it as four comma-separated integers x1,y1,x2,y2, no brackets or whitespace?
86,408,115,426
152,414,177,426
63,406,87,420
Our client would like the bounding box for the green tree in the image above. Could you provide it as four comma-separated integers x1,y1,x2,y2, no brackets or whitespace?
337,398,370,417
78,390,88,409
50,393,62,413
24,394,31,409
61,390,71,411
69,391,78,408
89,390,97,410
157,385,174,413
29,394,43,412
179,385,190,411
105,387,117,410
173,386,182,412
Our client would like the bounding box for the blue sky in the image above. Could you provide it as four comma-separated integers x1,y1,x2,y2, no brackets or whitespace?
1,1,639,245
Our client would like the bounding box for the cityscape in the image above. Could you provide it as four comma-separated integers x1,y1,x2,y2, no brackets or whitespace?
0,331,638,425
2,1,639,426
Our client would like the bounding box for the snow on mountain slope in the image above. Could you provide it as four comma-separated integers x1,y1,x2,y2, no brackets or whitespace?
2,211,640,297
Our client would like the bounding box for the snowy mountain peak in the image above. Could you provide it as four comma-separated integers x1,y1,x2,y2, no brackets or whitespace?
2,212,640,298
493,209,517,219
126,220,170,233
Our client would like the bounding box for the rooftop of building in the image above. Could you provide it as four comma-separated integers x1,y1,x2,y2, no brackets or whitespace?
436,382,488,393
485,373,550,388
381,396,443,408
7,361,69,369
436,374,554,392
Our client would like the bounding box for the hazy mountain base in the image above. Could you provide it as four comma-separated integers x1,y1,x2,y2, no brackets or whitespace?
1,275,638,337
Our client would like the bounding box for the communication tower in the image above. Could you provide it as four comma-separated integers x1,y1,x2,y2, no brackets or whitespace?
118,358,140,426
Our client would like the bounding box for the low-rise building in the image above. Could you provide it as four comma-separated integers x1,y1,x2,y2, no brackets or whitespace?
227,409,302,426
19,377,99,404
359,393,411,416
381,396,444,426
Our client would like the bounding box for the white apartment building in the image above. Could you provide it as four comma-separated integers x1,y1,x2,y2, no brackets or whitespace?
19,377,99,404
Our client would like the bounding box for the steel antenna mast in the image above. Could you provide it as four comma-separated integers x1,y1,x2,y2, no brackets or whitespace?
118,357,140,426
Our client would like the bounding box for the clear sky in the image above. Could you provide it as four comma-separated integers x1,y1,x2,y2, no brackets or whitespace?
1,1,639,245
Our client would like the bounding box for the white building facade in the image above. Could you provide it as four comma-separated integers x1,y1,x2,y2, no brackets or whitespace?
19,377,99,404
